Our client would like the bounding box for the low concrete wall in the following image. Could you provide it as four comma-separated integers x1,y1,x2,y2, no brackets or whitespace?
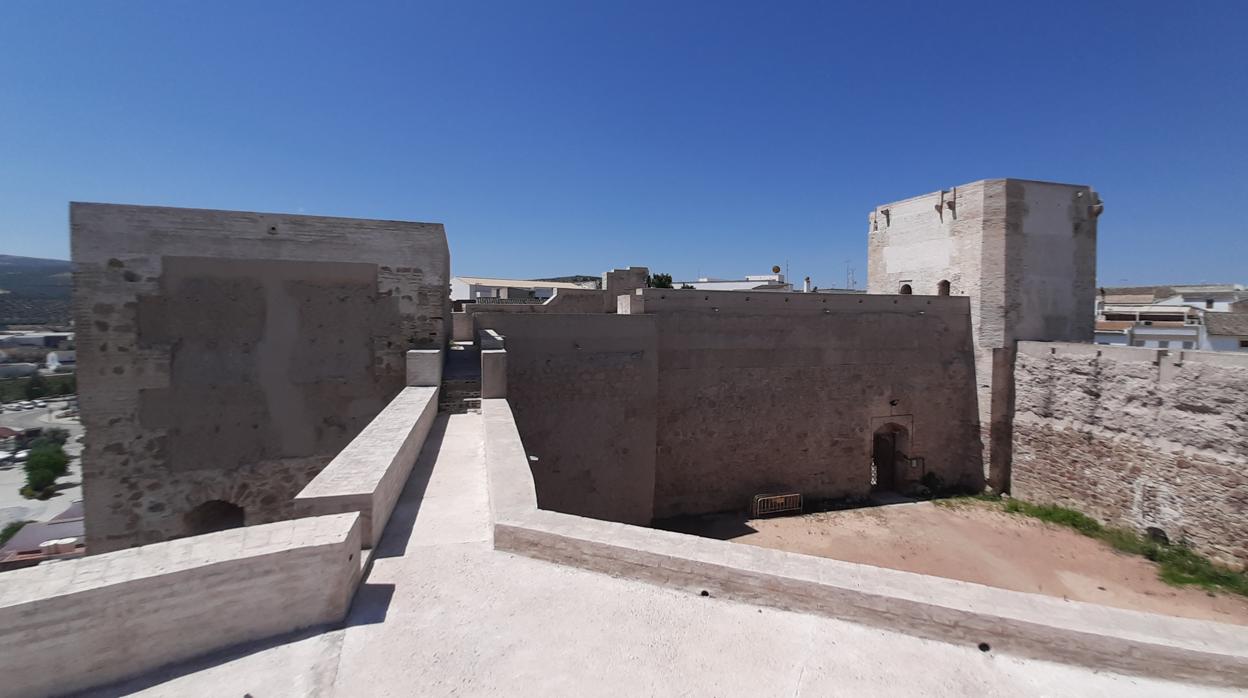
452,312,474,342
0,513,362,697
482,397,1248,688
295,386,439,548
405,349,443,387
1012,341,1248,567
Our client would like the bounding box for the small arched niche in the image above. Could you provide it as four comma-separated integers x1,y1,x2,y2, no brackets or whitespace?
899,284,913,295
937,280,950,296
184,500,245,536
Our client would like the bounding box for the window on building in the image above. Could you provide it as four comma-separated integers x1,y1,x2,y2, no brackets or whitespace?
1240,340,1248,349
1206,299,1215,309
1182,341,1193,349
1158,340,1170,348
937,280,950,296
899,284,912,295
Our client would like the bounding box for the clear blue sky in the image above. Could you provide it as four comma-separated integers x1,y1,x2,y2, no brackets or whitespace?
2,1,1245,287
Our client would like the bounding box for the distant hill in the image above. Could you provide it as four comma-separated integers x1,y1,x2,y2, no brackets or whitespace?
0,255,72,328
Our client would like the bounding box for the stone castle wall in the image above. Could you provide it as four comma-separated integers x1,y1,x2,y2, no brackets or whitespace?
470,312,658,526
1011,342,1248,567
476,289,983,524
72,203,450,552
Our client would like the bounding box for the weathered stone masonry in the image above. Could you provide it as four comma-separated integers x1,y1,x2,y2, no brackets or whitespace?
475,289,983,525
1011,342,1248,568
73,203,449,553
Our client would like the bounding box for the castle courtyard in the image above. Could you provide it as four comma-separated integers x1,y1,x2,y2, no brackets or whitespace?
662,501,1248,625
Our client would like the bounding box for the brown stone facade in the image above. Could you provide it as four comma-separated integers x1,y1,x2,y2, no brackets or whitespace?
1011,342,1248,568
73,203,450,553
476,289,984,525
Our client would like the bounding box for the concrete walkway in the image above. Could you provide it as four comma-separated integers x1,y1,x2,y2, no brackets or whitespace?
99,412,1240,697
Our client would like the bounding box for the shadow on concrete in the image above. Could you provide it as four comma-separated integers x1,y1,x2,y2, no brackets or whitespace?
70,624,340,698
372,413,449,560
346,582,395,627
652,513,759,541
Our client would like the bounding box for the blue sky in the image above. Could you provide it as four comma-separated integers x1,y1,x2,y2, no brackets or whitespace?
1,1,1245,286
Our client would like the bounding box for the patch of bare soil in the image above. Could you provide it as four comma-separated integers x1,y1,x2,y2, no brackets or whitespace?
671,501,1248,625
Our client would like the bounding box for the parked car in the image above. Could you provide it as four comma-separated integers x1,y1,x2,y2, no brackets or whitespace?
34,401,47,408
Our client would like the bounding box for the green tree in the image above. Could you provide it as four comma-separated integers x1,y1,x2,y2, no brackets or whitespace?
26,444,69,478
56,380,73,396
24,373,48,399
647,273,674,289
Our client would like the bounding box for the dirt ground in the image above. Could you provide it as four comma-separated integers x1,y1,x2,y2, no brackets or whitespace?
660,500,1248,626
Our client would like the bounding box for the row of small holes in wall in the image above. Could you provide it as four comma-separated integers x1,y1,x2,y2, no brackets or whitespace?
654,294,933,307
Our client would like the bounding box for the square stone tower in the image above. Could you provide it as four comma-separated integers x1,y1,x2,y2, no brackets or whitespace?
73,203,451,553
866,178,1101,490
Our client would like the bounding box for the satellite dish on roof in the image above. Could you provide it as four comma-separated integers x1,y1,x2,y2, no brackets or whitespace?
771,265,781,274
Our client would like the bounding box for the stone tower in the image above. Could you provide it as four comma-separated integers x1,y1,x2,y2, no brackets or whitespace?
866,178,1102,490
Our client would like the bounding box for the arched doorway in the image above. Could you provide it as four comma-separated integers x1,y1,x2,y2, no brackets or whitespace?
871,424,910,493
937,280,950,296
899,284,913,295
184,500,245,536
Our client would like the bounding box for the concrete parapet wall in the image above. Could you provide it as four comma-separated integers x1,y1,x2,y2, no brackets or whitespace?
452,312,474,342
406,349,443,387
481,398,1248,688
481,349,507,399
0,513,363,697
1012,341,1248,567
295,387,439,548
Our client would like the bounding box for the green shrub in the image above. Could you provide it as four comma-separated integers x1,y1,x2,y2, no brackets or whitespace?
26,468,56,492
26,444,69,477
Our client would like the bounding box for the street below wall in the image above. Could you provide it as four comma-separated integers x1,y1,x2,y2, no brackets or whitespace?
0,397,84,527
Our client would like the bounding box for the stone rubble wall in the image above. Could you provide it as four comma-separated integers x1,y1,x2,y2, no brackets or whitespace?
1011,342,1248,567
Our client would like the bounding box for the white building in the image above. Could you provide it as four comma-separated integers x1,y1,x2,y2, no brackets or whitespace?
672,273,791,292
0,332,73,348
450,276,591,303
1156,284,1247,312
1204,313,1248,352
46,351,76,371
1094,303,1201,349
1095,284,1248,352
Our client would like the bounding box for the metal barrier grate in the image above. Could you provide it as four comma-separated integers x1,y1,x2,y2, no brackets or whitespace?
752,493,802,517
